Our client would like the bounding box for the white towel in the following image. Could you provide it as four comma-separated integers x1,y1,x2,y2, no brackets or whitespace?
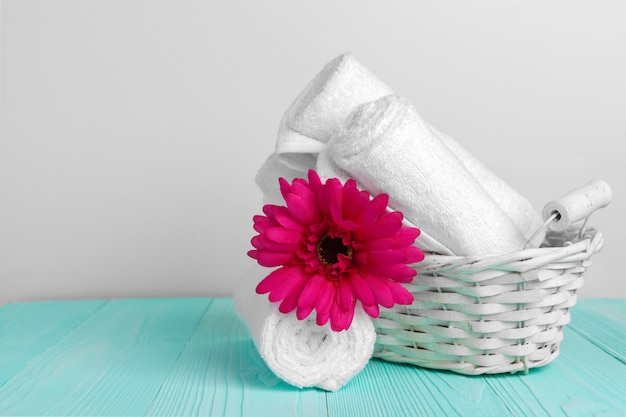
272,52,542,254
234,266,376,391
430,125,544,240
255,154,306,206
327,95,528,256
275,53,393,172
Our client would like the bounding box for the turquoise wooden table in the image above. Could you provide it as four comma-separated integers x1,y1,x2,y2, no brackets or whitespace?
0,298,624,417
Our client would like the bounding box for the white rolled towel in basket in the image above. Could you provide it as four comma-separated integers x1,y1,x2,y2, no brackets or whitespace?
324,94,530,256
274,52,543,255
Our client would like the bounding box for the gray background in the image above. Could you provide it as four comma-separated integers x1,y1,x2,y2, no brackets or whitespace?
1,0,624,304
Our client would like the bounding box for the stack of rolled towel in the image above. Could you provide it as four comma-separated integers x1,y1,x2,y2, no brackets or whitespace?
235,53,543,390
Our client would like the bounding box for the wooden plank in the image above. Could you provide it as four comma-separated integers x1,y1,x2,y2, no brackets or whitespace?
145,297,327,417
0,300,106,388
569,298,625,362
0,298,210,416
483,326,625,417
326,298,626,417
0,297,622,417
326,359,512,416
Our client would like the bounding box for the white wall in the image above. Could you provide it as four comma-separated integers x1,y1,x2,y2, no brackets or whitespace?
1,0,624,304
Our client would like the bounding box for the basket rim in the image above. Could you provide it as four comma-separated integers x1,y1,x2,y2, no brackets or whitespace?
412,229,603,274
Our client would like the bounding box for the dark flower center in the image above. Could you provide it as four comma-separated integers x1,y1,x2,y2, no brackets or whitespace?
316,234,353,266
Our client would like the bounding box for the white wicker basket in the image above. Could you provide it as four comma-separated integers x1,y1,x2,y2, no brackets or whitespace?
372,186,609,375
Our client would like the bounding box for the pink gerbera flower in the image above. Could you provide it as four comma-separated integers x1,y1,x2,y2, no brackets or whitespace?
248,170,424,331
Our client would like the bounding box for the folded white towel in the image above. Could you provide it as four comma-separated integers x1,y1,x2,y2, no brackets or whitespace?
234,266,376,391
327,95,528,256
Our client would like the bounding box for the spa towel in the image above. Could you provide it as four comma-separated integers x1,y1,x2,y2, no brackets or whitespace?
255,154,306,206
275,53,393,172
272,52,542,254
234,266,376,391
325,95,528,256
430,125,544,241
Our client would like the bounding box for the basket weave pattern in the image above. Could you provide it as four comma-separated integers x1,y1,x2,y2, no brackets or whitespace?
372,229,604,375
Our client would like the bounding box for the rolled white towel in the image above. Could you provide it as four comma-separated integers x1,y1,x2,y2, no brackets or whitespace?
274,53,543,252
327,95,528,256
429,125,544,240
234,266,376,391
276,53,393,172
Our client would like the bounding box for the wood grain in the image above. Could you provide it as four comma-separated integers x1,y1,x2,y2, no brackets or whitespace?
0,300,106,388
145,298,327,417
0,298,210,416
482,328,624,417
0,298,623,416
569,298,625,362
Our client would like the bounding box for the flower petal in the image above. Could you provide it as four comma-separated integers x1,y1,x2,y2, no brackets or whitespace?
252,235,299,253
291,180,319,218
341,179,364,221
362,238,396,251
252,215,274,233
395,227,421,244
298,273,326,309
285,193,315,225
315,280,334,318
364,275,395,308
325,178,344,226
307,170,323,191
367,249,407,265
279,177,291,200
365,228,421,250
316,309,330,326
255,265,304,296
268,269,309,302
262,204,282,218
368,264,417,283
355,205,380,230
265,227,303,244
369,193,389,214
337,280,355,313
330,303,354,331
253,250,296,267
315,183,331,217
389,282,414,305
341,220,359,231
296,303,314,320
349,273,376,307
279,289,301,314
362,303,380,318
362,211,403,240
273,208,306,232
404,245,425,264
